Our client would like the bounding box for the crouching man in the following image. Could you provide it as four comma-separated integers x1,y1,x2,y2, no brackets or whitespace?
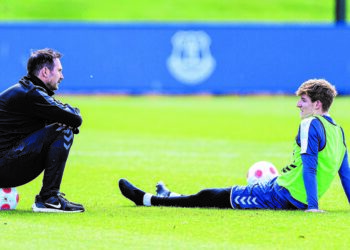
0,48,84,213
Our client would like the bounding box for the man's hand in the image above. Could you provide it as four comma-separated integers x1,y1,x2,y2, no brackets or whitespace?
305,209,325,213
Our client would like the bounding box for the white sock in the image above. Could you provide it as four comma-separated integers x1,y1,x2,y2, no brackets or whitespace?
143,193,153,206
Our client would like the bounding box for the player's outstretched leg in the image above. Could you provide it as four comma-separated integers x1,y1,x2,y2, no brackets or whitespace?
119,178,147,206
119,179,232,209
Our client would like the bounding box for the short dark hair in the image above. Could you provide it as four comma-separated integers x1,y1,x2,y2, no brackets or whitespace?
296,79,337,112
27,48,62,76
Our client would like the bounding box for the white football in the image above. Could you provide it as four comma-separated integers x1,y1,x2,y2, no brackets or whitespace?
247,161,279,185
0,188,19,210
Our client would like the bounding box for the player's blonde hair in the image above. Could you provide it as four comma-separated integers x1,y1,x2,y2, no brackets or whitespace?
296,79,337,112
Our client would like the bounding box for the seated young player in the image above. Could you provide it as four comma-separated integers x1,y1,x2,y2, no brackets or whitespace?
118,79,350,213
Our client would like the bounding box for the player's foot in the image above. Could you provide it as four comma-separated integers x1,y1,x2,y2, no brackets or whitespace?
156,181,171,197
32,194,85,213
118,178,145,206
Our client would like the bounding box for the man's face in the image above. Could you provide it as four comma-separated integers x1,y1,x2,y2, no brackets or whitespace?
296,94,317,119
45,58,64,91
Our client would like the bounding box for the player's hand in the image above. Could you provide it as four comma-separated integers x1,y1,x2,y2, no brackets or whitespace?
305,209,325,213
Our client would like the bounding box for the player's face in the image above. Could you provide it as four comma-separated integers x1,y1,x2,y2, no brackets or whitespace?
45,58,64,91
296,94,317,119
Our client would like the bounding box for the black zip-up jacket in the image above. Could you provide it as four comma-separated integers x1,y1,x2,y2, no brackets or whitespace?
0,74,82,155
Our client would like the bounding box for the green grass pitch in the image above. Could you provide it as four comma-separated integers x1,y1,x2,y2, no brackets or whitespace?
1,95,350,249
1,0,350,248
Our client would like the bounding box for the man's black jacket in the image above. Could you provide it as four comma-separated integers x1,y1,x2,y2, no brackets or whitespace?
0,74,82,155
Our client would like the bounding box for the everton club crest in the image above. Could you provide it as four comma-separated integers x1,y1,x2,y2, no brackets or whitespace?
167,30,216,85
